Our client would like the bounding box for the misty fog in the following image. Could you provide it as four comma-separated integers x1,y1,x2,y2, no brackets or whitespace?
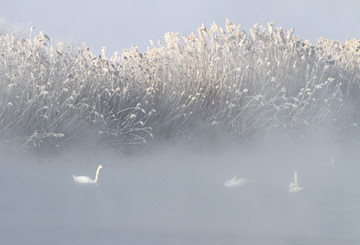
1,136,360,245
1,18,360,244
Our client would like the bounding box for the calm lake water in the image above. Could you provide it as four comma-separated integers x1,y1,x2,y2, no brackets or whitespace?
1,143,360,245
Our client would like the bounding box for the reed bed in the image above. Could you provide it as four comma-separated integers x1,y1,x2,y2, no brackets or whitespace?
1,20,359,151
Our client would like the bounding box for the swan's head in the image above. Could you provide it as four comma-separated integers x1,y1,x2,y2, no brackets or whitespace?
99,164,105,169
230,176,239,182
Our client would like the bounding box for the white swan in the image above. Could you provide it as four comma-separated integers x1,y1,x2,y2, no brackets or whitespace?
288,170,304,192
73,164,105,184
224,176,249,187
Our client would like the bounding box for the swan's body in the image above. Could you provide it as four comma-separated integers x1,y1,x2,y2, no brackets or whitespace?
224,176,249,187
73,164,105,184
288,170,304,192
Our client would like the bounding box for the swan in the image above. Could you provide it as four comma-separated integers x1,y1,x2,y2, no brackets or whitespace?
224,176,249,187
72,164,105,184
288,170,304,192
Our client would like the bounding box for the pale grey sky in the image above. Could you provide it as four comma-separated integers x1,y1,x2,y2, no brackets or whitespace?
1,0,359,54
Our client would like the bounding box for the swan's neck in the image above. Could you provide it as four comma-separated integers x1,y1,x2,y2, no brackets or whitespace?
94,166,102,183
294,171,298,184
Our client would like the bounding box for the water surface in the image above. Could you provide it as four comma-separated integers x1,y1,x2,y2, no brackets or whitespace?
1,145,360,245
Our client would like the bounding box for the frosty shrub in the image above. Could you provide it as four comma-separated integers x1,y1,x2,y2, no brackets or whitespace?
0,20,360,151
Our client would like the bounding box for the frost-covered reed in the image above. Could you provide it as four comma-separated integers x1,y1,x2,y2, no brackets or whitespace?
0,20,359,150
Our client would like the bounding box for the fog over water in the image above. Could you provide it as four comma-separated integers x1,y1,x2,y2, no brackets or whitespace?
1,13,360,243
1,136,360,245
